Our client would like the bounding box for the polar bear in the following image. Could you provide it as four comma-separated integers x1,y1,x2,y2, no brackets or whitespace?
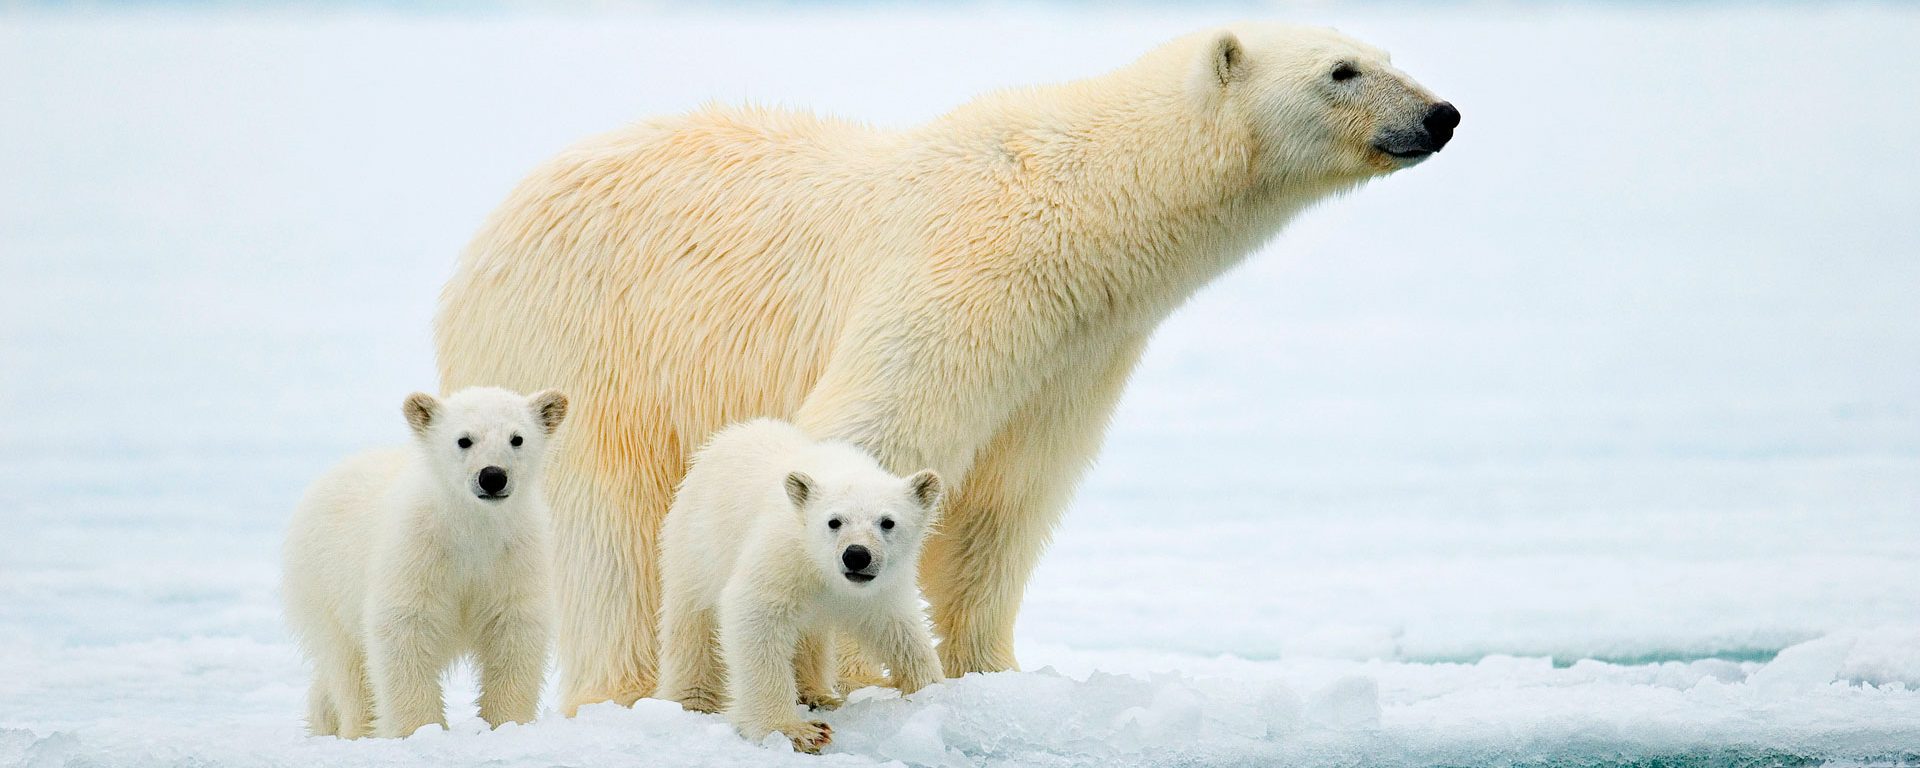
436,22,1457,711
282,387,569,738
655,418,944,753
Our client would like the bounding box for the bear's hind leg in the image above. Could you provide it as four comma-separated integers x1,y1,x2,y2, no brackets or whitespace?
550,438,669,714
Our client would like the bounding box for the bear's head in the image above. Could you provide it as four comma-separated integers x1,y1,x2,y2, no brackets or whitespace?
1193,23,1458,184
402,386,568,503
786,460,944,593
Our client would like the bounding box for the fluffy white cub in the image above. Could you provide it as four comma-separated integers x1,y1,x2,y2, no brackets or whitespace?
282,386,568,738
656,418,945,753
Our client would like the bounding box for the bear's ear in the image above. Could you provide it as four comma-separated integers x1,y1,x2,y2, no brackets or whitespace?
528,389,569,435
402,392,439,434
784,471,813,511
1206,31,1246,88
906,469,944,512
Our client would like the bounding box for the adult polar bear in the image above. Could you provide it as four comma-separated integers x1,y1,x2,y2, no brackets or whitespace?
437,23,1457,712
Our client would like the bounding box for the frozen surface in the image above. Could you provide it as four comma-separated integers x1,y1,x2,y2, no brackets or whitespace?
3,3,1919,766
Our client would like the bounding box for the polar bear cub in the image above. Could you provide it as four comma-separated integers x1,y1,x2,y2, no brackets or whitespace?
282,386,568,738
656,418,945,752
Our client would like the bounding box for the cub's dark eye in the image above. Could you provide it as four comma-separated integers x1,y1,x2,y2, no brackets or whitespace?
1331,62,1360,82
827,518,842,530
880,518,895,531
510,435,523,447
457,436,473,449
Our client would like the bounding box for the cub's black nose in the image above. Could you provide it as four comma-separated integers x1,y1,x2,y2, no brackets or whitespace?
477,466,509,494
841,545,871,572
1423,102,1460,150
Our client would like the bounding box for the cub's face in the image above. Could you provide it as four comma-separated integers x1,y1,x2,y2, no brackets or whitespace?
787,467,943,593
403,387,568,503
1205,24,1458,185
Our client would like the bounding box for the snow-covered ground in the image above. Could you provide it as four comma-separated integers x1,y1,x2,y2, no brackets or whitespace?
3,3,1918,766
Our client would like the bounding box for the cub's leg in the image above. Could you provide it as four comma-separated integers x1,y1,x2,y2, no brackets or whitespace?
314,640,373,738
794,630,842,710
367,604,456,738
852,610,943,695
720,594,830,753
833,633,891,690
475,603,548,728
306,674,339,737
656,601,726,714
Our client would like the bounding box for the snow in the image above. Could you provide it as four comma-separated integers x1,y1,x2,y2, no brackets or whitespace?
3,2,1919,766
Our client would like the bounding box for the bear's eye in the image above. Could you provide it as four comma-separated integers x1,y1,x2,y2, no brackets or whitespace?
1331,62,1361,82
457,436,473,449
880,517,895,531
510,434,523,447
827,518,842,530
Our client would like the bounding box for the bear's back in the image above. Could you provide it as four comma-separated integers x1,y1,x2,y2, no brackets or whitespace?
437,105,938,450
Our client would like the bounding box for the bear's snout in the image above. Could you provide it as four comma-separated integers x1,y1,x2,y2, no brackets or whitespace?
841,545,873,579
1372,100,1459,163
1422,102,1460,151
477,466,509,498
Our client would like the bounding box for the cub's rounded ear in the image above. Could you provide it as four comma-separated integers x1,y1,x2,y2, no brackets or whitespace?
785,472,813,511
906,469,944,511
402,392,439,434
529,390,569,435
1206,30,1245,87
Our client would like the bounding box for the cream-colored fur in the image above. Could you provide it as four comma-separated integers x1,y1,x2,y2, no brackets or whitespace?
435,22,1452,712
655,418,944,753
282,387,568,738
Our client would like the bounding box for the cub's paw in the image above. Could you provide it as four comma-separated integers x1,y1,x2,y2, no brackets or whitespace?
784,720,833,754
560,686,649,716
798,689,844,711
837,661,891,691
676,689,723,715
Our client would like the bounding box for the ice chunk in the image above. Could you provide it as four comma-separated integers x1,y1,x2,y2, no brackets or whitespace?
1748,634,1856,692
1836,627,1920,687
1306,676,1381,731
872,703,962,767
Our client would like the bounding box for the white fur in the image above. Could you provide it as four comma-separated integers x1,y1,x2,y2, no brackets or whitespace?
282,386,568,738
655,418,944,753
435,23,1451,710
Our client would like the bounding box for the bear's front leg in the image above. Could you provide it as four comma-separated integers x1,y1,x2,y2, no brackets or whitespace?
476,603,549,728
794,630,843,710
366,607,455,738
919,335,1149,677
720,594,831,753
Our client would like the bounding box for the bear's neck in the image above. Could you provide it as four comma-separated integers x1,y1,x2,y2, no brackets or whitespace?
923,68,1353,322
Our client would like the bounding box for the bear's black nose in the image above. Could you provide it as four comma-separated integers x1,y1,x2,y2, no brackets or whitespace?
477,466,509,495
1423,102,1460,151
841,545,871,572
